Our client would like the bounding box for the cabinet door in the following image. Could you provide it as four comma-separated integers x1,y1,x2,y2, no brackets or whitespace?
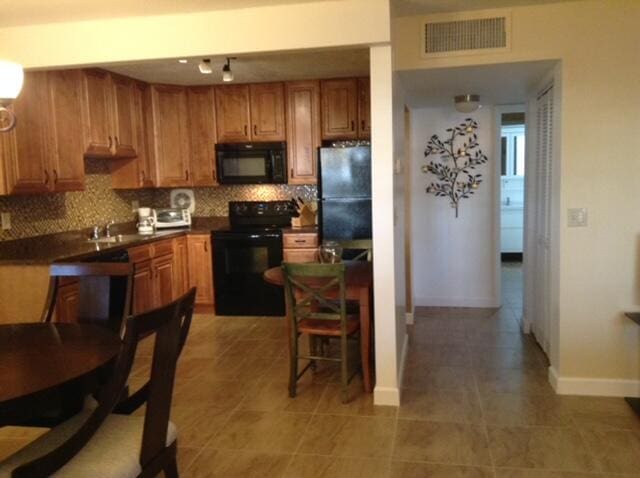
187,234,214,306
249,83,285,141
321,78,358,140
81,69,114,158
283,248,318,263
55,281,80,323
150,85,191,187
0,71,51,194
47,70,86,192
215,84,251,143
357,77,371,139
153,253,175,307
286,81,321,184
187,86,217,186
111,74,137,158
132,259,154,314
172,236,189,298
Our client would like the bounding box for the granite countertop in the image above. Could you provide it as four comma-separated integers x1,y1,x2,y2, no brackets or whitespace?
0,216,229,265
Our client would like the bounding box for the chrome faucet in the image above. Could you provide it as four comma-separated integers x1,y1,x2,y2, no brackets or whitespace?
104,220,115,238
89,226,100,241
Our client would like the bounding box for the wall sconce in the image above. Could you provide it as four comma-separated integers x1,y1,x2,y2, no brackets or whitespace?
0,61,24,132
454,94,481,113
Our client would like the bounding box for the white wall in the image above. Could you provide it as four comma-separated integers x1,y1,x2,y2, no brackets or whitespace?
395,0,640,396
410,106,499,308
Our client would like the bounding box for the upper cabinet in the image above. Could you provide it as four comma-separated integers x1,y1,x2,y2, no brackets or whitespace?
187,86,217,186
148,85,191,188
0,71,85,195
81,69,137,159
286,80,321,185
321,78,370,141
215,82,285,143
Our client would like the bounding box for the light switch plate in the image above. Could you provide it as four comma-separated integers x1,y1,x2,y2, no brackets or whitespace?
1,212,11,230
568,208,588,227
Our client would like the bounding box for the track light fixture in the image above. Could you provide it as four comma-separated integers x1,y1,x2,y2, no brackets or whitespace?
198,59,212,74
222,57,236,82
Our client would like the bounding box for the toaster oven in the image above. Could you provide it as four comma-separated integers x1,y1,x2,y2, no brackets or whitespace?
153,208,192,229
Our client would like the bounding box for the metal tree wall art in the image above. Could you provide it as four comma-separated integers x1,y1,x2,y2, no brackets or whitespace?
422,118,488,218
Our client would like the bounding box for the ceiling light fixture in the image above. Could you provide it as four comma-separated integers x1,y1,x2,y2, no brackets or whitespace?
178,59,188,64
222,57,236,82
0,60,24,133
198,58,212,74
454,94,481,113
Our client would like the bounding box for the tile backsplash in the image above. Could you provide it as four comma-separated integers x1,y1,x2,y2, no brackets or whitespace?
0,159,317,241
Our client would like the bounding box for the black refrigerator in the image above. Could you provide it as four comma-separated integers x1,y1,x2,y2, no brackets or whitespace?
318,146,372,241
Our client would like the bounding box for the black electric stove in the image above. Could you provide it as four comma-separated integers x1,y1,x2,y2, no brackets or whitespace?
213,201,293,316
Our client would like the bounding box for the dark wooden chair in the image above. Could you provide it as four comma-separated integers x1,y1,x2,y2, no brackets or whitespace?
0,288,197,478
282,262,360,403
337,239,373,262
41,262,134,335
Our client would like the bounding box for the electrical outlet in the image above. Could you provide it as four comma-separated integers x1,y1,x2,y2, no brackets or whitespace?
567,208,588,227
131,200,140,212
1,212,11,231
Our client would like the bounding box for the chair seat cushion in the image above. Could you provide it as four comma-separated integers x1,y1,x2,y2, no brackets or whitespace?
298,316,360,336
0,410,176,478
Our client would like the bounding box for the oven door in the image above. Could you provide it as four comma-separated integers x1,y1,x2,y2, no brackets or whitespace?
213,231,285,316
216,148,273,184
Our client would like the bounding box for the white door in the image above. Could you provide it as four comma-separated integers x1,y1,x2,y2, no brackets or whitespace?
531,84,554,353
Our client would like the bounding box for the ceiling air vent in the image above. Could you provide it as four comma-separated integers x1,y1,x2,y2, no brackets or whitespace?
422,11,511,58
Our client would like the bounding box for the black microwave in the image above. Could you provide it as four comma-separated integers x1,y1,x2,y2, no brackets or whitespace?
215,142,287,184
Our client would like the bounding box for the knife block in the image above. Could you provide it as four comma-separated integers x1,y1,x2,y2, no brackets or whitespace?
291,205,316,228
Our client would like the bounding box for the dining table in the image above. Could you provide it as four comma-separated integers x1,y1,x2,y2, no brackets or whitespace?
0,322,121,427
263,260,374,393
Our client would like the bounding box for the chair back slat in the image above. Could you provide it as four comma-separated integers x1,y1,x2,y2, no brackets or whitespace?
337,239,373,261
12,288,196,478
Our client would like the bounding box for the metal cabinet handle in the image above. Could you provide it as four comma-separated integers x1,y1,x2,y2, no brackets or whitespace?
244,125,248,136
212,169,217,182
114,136,119,147
361,120,366,130
351,120,355,131
204,241,208,252
44,170,50,186
185,170,190,181
253,125,257,136
290,168,294,178
108,136,113,149
53,169,58,184
141,170,146,183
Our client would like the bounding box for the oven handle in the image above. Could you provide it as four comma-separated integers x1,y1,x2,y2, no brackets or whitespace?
215,232,282,241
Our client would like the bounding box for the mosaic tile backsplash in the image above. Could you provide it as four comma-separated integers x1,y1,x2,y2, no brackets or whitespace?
0,159,317,241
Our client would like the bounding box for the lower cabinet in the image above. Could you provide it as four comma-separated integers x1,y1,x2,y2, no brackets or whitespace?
55,279,80,323
282,230,319,263
172,236,189,298
186,234,214,310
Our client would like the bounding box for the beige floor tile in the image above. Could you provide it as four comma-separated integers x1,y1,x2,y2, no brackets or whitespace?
316,381,396,417
408,328,468,345
237,380,326,413
564,396,640,431
393,419,492,466
474,368,555,397
211,410,311,453
465,330,538,349
0,438,33,462
298,415,396,458
469,346,545,371
178,447,203,472
390,461,494,478
185,448,292,478
487,426,595,472
480,392,574,427
171,405,232,448
404,344,472,368
580,427,640,474
403,365,476,392
283,455,390,478
399,388,482,424
173,378,252,408
493,470,602,478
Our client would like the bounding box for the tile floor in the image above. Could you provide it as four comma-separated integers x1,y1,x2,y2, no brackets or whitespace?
1,263,639,476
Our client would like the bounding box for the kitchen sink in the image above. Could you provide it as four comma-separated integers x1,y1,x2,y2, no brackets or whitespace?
86,232,176,244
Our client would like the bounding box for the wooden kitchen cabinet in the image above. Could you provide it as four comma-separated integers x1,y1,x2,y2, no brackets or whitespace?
283,230,319,263
215,82,285,143
187,86,217,186
321,78,370,141
215,84,251,143
129,239,175,314
148,84,191,187
286,80,321,184
131,258,154,315
81,69,137,159
55,280,80,323
0,71,85,195
172,236,189,298
153,252,175,307
187,234,214,309
249,83,285,141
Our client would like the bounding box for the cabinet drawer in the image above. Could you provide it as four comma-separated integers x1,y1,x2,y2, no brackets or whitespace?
283,233,318,249
283,248,318,263
152,239,174,258
128,244,152,263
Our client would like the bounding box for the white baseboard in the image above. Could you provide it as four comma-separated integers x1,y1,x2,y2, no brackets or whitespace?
405,312,414,325
549,366,640,397
415,296,500,308
374,386,400,406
